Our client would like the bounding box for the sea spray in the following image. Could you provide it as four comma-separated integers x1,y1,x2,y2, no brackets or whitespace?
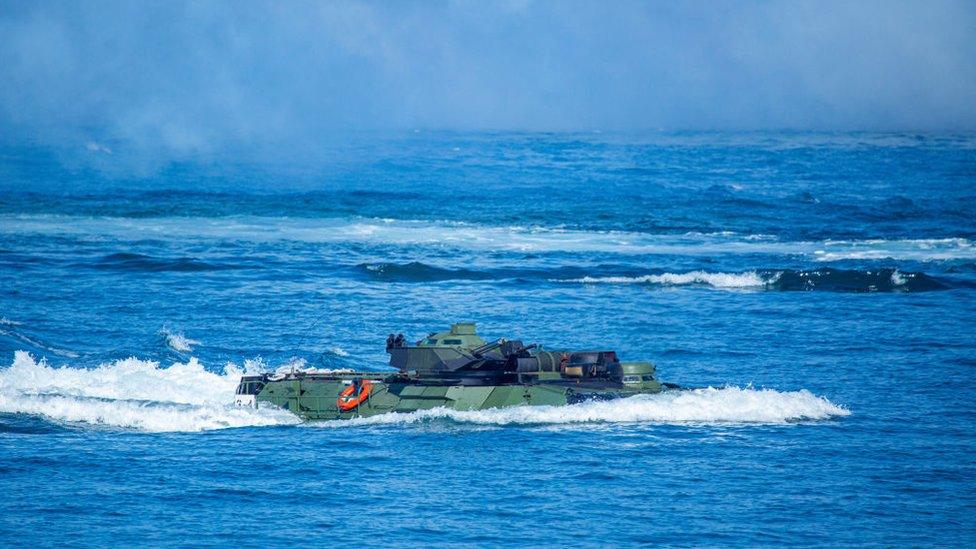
0,351,298,432
0,392,297,432
161,329,201,352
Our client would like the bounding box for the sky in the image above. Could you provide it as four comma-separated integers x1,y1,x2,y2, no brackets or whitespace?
1,0,974,160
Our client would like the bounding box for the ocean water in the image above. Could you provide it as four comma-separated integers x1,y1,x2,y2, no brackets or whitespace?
1,132,974,546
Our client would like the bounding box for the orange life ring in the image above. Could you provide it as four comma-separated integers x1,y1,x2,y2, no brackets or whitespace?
337,380,373,412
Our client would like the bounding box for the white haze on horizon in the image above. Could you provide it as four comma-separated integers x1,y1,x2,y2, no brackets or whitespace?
0,0,973,165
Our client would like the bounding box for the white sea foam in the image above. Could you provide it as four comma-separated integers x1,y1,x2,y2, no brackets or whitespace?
813,238,974,262
328,346,350,357
2,214,973,261
162,330,201,352
84,141,113,155
0,351,298,432
274,357,308,374
556,270,766,289
320,386,849,428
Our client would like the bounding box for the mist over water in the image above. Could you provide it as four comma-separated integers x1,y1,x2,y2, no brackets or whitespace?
2,0,975,171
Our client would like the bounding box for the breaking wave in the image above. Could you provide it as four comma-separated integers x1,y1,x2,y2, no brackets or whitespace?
161,329,201,352
328,346,350,357
769,268,949,292
0,351,298,432
358,262,950,292
324,387,850,428
557,268,949,292
562,271,765,288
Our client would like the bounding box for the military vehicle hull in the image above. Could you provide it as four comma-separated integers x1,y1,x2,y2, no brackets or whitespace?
234,323,669,421
235,372,664,420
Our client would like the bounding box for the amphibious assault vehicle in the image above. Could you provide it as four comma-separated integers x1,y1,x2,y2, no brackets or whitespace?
234,323,669,420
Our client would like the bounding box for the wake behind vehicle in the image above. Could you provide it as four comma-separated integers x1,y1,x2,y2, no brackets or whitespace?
234,323,670,420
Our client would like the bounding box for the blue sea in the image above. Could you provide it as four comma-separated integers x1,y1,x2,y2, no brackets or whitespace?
1,132,974,547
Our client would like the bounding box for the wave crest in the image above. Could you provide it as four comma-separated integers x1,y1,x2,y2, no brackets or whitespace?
358,263,951,292
356,261,493,282
557,268,948,292
561,271,765,288
93,252,234,272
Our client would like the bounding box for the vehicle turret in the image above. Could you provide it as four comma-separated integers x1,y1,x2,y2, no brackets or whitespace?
416,322,486,349
387,322,490,374
386,322,629,386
